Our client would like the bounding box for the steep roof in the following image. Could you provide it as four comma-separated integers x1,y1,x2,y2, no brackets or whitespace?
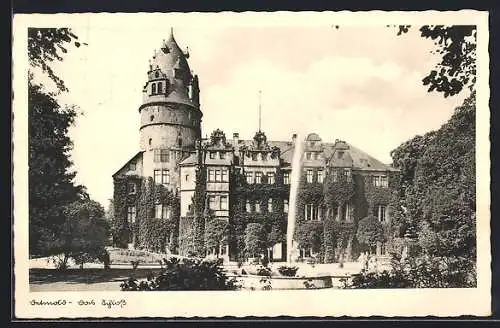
112,151,144,178
179,152,198,166
223,138,395,172
225,139,295,165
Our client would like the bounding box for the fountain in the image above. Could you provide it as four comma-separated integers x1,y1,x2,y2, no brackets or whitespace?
226,133,352,290
286,132,304,263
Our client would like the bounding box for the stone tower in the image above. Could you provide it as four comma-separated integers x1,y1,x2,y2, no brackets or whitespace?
139,29,202,190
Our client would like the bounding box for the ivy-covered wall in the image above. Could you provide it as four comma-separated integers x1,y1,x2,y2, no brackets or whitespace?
229,169,290,262
294,168,398,263
178,166,207,257
112,175,142,248
112,175,180,254
113,159,399,263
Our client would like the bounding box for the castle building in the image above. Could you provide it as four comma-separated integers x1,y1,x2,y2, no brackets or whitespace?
112,31,399,263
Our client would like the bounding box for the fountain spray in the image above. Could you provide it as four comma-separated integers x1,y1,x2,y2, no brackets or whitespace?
286,133,303,263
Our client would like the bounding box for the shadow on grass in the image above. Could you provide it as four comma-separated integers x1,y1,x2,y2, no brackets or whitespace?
29,268,163,285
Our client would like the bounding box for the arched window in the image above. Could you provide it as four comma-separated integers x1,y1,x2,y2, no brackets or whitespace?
157,82,163,94
148,138,152,146
151,83,156,95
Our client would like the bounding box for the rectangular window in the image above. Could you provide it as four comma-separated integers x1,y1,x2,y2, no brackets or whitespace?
327,207,338,220
162,170,170,184
154,149,170,162
255,201,261,213
343,169,351,181
312,205,318,221
209,152,216,159
268,198,273,212
128,182,136,194
380,242,387,255
317,170,324,183
185,174,189,182
220,152,226,159
376,205,387,222
220,196,228,210
152,83,156,94
261,153,267,161
301,248,313,258
255,172,262,184
162,150,170,162
343,204,351,222
208,169,214,182
267,172,275,184
127,206,136,223
284,200,289,213
373,176,380,187
246,171,254,184
380,176,388,188
305,204,313,220
251,153,258,161
162,206,171,220
246,200,251,213
209,196,217,210
155,204,162,219
221,169,228,182
306,169,313,183
283,172,290,185
332,170,338,182
157,82,163,93
154,170,161,184
215,170,221,182
306,152,311,160
129,162,136,171
313,152,318,160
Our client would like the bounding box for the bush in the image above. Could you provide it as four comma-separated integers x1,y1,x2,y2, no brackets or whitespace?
356,215,385,254
349,254,477,289
256,266,272,277
120,257,238,291
277,266,298,277
244,223,267,258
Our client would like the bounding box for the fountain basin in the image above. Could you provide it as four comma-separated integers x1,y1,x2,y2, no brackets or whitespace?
228,274,334,290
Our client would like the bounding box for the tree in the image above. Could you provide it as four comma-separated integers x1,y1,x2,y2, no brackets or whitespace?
356,215,385,254
387,92,476,287
42,199,109,269
244,223,267,258
204,218,229,255
294,222,323,254
395,25,476,97
323,219,339,263
28,28,85,92
28,81,84,256
28,28,86,256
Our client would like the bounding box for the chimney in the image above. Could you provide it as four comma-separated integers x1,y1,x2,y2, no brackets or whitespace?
292,133,297,144
233,132,239,147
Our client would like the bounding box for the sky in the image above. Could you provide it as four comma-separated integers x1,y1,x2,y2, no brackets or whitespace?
33,17,470,208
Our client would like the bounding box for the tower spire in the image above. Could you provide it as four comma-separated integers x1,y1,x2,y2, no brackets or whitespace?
258,90,262,132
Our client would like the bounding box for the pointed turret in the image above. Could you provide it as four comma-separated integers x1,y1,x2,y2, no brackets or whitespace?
142,28,199,108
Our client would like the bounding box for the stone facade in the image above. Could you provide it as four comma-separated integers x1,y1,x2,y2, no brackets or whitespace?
112,31,400,262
